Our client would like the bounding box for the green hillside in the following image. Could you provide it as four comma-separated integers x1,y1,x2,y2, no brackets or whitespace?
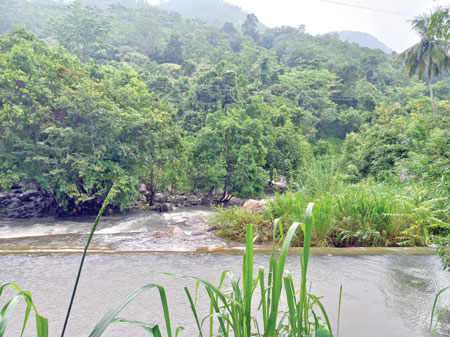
337,30,392,53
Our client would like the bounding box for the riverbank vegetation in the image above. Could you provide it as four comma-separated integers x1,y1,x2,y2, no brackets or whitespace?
212,177,449,247
0,1,449,247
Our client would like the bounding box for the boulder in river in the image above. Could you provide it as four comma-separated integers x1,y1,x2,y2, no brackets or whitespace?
153,231,168,238
184,218,206,227
191,229,208,236
168,226,186,235
160,203,173,212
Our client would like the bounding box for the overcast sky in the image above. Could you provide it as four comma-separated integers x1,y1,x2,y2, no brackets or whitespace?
150,0,449,52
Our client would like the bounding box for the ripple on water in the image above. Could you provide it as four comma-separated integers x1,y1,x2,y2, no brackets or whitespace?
1,254,450,337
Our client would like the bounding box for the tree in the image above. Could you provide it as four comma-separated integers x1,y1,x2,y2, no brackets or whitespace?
189,110,267,200
242,13,259,42
222,22,237,34
398,9,450,113
163,34,184,64
264,119,311,182
52,0,110,62
0,29,175,212
430,6,450,41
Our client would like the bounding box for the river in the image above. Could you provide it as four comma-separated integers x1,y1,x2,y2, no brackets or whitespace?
1,208,449,337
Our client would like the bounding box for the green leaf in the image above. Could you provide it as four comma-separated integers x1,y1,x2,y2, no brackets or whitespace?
89,284,172,337
315,328,333,337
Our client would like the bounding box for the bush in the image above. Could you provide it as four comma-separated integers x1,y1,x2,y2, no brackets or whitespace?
209,206,270,241
214,179,449,247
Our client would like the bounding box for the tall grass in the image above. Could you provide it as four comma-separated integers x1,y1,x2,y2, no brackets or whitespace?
212,205,268,241
267,192,308,226
429,286,450,336
331,181,402,246
312,193,334,246
296,154,342,198
213,178,449,247
91,203,335,337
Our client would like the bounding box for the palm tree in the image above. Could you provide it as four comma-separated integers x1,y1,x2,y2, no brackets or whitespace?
398,9,450,113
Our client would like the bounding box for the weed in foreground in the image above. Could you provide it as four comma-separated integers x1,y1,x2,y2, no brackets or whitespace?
90,203,336,337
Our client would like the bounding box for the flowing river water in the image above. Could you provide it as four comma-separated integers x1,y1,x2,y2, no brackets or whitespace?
1,207,449,337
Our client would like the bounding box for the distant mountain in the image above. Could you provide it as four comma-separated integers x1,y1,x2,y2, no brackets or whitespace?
158,0,264,31
337,31,392,54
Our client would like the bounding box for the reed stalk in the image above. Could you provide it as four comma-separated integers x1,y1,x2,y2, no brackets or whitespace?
60,184,117,337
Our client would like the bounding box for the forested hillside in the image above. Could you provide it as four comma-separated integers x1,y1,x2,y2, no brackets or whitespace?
337,31,392,53
0,0,449,245
158,0,254,30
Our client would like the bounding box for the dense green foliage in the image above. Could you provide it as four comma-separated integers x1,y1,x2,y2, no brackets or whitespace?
0,27,179,209
397,8,450,113
0,0,449,235
212,176,450,247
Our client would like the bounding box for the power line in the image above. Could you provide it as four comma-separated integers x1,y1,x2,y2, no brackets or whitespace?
319,0,415,17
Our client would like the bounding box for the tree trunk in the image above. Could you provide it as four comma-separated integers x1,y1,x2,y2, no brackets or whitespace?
221,181,228,202
201,186,214,205
148,167,155,206
428,73,436,114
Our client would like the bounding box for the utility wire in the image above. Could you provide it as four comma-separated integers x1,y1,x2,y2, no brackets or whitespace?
319,0,415,17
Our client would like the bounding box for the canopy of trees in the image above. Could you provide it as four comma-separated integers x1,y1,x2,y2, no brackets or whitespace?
0,0,449,213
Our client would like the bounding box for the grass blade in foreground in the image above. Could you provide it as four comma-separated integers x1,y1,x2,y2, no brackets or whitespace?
89,284,173,337
0,283,48,337
61,185,117,337
430,286,450,334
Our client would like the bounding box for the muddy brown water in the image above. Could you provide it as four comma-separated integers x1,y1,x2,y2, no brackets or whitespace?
1,208,449,337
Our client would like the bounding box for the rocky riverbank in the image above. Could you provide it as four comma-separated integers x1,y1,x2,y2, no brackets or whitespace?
0,184,57,218
0,183,248,219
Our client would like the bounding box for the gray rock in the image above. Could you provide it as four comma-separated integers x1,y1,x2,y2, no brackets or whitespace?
274,176,287,190
138,184,148,193
153,231,167,238
8,189,21,196
154,192,167,203
191,229,207,236
10,197,21,205
161,203,173,212
206,225,217,232
19,190,40,201
168,226,185,235
184,218,204,227
0,197,13,206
